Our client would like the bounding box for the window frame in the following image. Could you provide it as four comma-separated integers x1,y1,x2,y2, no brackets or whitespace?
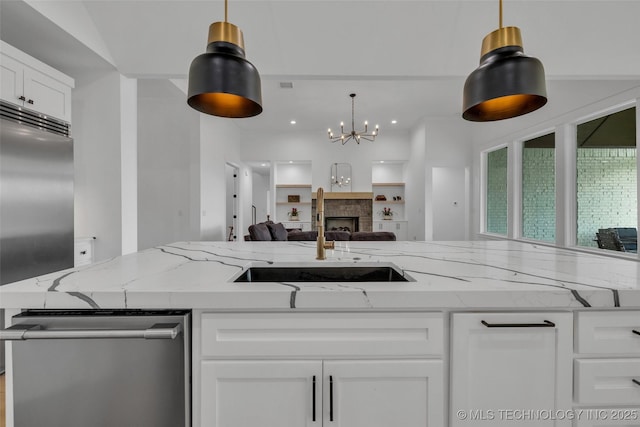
478,96,639,260
481,144,509,237
516,128,557,244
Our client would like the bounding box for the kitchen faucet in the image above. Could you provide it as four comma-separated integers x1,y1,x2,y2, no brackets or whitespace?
316,187,335,260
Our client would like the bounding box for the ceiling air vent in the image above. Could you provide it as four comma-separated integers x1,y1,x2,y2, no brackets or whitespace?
279,82,294,89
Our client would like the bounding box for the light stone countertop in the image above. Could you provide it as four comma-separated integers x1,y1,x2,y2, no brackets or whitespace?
1,241,639,310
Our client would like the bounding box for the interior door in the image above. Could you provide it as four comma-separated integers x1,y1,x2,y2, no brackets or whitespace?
432,167,469,240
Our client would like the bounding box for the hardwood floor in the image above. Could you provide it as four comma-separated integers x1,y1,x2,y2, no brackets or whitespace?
1,373,5,427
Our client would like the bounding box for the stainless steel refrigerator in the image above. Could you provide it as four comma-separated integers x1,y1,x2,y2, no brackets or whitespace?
0,100,74,372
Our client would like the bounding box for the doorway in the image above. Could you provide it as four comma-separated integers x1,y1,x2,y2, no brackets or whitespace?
432,167,469,240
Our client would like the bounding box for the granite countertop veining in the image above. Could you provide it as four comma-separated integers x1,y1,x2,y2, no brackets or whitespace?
1,241,639,310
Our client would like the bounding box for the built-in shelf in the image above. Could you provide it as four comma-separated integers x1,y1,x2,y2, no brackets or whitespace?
276,184,312,189
276,202,312,205
311,192,373,200
372,182,405,220
275,183,312,223
372,182,405,187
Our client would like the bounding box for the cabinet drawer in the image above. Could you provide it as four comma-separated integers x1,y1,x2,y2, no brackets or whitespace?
200,312,443,358
576,311,640,355
575,358,640,405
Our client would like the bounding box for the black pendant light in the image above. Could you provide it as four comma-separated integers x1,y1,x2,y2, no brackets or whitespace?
462,0,547,122
187,0,262,118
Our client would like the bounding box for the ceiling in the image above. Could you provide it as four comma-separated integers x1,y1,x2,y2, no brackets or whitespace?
1,0,640,134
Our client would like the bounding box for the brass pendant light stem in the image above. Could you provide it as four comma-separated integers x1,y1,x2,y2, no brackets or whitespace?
499,0,503,29
351,95,355,134
224,0,228,22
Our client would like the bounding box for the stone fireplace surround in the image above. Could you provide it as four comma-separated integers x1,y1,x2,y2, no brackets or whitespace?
311,192,373,232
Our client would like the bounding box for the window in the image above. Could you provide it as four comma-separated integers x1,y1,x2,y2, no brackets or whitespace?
576,107,637,253
486,147,508,235
522,133,555,242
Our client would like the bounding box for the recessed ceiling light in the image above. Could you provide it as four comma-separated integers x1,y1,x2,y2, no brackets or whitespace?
290,120,296,125
380,160,385,164
289,161,293,164
391,120,397,124
261,163,267,167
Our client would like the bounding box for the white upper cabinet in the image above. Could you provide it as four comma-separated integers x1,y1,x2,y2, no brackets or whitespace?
1,41,74,123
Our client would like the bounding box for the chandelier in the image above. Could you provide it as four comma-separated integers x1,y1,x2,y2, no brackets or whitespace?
328,93,379,144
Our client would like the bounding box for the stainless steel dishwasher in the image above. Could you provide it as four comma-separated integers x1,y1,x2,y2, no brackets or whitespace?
0,309,190,427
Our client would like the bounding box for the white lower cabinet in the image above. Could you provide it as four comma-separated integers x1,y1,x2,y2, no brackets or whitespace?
201,359,443,427
197,312,444,426
325,359,443,427
450,312,573,426
574,310,640,427
201,360,321,427
373,220,408,240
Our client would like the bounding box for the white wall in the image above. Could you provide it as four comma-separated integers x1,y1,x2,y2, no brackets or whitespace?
424,117,473,241
120,76,137,254
199,116,253,241
275,162,312,185
406,123,427,240
137,79,199,250
372,162,405,183
238,129,411,192
252,172,270,224
73,70,123,261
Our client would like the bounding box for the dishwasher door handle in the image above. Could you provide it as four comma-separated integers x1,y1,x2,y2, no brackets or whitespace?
0,323,182,340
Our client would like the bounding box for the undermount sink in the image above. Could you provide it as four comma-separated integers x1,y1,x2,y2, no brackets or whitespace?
233,263,412,282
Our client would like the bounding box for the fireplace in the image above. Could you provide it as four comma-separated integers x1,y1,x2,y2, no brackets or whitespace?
312,192,373,232
326,216,359,232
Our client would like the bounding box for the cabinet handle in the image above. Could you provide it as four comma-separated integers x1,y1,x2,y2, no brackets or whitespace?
329,375,334,422
481,320,556,328
312,375,316,422
18,95,26,101
633,329,640,336
27,99,34,104
633,379,640,387
0,323,182,340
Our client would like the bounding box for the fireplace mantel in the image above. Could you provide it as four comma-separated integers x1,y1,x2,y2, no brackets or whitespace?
311,192,373,200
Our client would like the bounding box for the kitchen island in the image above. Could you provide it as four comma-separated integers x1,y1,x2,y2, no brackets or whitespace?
2,241,640,426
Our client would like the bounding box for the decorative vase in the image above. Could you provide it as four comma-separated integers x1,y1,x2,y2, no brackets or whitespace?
290,215,299,221
383,214,392,220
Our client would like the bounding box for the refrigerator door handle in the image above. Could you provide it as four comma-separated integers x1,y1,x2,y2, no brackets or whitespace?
0,323,182,340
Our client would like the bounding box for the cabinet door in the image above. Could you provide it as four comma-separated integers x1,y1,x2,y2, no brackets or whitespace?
23,67,71,122
1,53,25,106
451,312,572,426
324,360,443,427
201,360,322,427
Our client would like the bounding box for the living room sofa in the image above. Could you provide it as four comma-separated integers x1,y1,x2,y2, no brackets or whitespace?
245,222,396,241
